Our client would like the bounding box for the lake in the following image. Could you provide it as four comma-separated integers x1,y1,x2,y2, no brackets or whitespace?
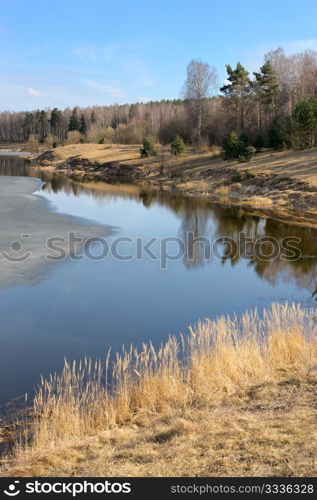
0,155,316,407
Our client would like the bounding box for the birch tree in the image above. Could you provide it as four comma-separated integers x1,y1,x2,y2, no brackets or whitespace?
184,59,218,140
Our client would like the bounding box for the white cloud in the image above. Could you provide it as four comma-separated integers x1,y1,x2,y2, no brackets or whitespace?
27,87,47,97
83,80,126,98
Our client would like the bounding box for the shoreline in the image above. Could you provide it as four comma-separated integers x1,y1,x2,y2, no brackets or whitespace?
28,144,317,230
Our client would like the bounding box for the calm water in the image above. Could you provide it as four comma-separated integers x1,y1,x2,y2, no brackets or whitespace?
0,156,316,405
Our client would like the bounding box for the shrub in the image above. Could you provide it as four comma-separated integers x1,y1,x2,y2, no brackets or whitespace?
223,131,252,160
87,126,115,144
27,134,40,153
238,154,250,163
44,134,59,149
254,134,265,152
292,96,317,149
66,130,85,145
171,135,186,155
139,136,157,157
268,115,292,150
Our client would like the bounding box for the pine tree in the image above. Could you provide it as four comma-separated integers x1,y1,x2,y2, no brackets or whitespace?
292,96,317,148
253,60,279,133
50,108,63,140
50,108,62,129
220,63,251,132
23,112,35,140
139,136,157,157
68,107,80,131
79,114,87,135
171,135,186,155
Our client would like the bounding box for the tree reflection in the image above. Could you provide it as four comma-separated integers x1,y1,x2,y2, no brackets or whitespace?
3,156,317,293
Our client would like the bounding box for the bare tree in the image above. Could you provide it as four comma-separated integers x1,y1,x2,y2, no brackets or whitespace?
184,59,218,140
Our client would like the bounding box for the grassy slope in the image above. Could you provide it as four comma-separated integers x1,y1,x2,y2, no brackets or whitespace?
36,144,317,227
1,303,317,477
38,143,317,185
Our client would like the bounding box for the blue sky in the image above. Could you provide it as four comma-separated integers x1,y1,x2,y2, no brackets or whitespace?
1,0,317,111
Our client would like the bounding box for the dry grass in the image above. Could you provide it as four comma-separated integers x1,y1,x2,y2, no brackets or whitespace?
46,144,317,185
1,303,317,477
51,143,141,164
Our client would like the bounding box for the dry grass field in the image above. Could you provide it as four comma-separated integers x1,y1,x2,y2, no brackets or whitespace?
1,303,317,477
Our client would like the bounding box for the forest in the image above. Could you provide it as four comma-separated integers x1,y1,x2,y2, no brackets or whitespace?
1,47,317,156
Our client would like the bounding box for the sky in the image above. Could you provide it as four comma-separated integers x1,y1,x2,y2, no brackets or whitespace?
1,0,317,111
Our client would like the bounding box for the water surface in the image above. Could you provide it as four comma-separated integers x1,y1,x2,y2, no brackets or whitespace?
0,156,316,406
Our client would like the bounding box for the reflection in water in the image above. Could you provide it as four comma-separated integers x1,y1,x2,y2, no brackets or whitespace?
1,155,317,406
2,156,317,293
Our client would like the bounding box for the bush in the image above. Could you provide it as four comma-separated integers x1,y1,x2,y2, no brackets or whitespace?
87,126,115,144
292,96,317,149
44,134,59,149
171,135,186,155
66,130,85,145
223,131,252,160
238,154,250,163
254,134,265,152
268,115,292,150
27,134,40,153
139,136,157,157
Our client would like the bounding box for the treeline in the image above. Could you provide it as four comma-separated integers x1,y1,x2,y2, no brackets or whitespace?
0,47,317,153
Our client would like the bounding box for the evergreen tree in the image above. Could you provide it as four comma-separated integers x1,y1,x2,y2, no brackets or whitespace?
292,96,317,148
223,131,251,161
50,108,63,129
253,60,279,133
23,112,35,140
254,60,279,111
268,115,292,150
79,114,87,135
68,107,80,131
139,136,157,157
37,110,48,142
50,108,64,140
221,63,251,132
129,103,137,120
171,135,186,155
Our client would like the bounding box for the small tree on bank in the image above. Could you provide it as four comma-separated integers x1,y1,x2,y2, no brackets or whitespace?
140,136,157,157
223,131,251,162
171,135,186,155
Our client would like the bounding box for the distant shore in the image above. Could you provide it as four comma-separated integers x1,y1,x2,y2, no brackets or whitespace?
26,143,317,229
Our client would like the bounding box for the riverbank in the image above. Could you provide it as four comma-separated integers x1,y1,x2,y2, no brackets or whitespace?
1,302,317,477
32,144,317,229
